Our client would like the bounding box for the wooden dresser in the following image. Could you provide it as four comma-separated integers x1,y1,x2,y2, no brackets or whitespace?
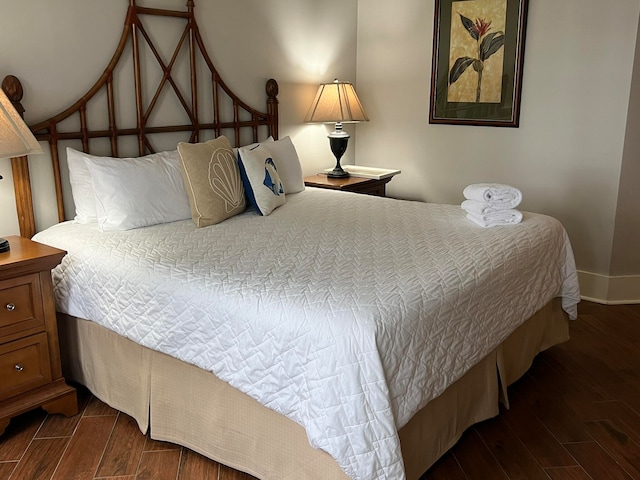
0,236,77,435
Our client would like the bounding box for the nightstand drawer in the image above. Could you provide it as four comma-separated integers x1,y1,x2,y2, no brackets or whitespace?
0,274,44,339
0,332,52,399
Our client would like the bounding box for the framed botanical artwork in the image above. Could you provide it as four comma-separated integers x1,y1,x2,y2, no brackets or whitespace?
428,0,529,127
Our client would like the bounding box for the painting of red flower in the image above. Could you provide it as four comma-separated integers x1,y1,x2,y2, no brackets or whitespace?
447,1,507,103
429,0,529,126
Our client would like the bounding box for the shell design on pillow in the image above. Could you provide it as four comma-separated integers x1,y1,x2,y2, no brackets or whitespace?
263,158,284,196
209,147,245,212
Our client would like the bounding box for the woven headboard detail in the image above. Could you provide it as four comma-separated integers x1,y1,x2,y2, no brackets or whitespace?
3,0,278,238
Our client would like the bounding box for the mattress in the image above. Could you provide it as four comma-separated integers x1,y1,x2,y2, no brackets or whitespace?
33,188,580,480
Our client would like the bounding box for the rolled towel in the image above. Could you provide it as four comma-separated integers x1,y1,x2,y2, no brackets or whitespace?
465,209,523,228
463,183,522,209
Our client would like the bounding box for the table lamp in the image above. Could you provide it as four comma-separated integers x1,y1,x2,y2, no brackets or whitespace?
0,87,43,253
304,79,369,178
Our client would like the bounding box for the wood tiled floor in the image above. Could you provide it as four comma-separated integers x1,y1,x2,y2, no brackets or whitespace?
1,301,639,479
423,301,640,480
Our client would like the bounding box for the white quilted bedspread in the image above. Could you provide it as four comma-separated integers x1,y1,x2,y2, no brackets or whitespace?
34,188,580,480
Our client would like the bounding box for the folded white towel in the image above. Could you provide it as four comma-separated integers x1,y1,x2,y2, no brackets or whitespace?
463,183,522,209
465,209,523,228
461,199,511,216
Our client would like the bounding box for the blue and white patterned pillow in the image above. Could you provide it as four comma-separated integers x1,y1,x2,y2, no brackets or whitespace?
237,144,286,216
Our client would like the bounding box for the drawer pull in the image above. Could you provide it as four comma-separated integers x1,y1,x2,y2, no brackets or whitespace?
6,303,16,311
14,364,24,372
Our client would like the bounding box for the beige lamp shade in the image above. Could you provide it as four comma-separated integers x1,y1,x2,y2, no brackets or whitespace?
304,79,369,124
0,88,43,159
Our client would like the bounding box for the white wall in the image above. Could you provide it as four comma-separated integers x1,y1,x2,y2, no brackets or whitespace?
3,0,640,302
612,11,640,277
356,0,640,296
0,0,358,233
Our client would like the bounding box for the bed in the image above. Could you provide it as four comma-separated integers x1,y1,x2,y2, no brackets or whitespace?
4,2,581,479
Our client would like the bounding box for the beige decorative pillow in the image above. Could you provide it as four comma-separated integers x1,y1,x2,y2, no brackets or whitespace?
177,136,246,227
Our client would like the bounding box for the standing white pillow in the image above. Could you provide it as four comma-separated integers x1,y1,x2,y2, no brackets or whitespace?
67,147,98,223
261,136,305,194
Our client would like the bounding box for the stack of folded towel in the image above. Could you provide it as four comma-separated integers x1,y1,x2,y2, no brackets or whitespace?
462,183,523,227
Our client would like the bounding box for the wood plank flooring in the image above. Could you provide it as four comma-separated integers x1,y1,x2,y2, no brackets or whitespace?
423,301,640,480
0,301,638,479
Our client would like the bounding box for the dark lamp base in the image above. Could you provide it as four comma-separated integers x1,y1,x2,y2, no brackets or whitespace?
0,238,9,253
328,134,350,179
327,169,350,178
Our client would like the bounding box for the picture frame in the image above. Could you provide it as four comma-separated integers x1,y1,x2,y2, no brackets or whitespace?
429,0,529,127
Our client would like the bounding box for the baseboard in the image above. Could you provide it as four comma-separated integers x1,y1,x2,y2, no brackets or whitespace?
578,271,640,305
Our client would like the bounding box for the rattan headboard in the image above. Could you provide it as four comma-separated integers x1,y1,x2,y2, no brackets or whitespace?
3,0,278,238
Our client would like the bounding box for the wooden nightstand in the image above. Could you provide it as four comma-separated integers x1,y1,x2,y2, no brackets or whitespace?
304,174,395,197
0,236,77,435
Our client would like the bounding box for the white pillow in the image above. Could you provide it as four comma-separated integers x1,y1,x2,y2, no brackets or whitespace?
231,136,303,194
232,136,273,158
66,147,98,223
85,150,192,231
237,144,286,216
261,136,305,194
